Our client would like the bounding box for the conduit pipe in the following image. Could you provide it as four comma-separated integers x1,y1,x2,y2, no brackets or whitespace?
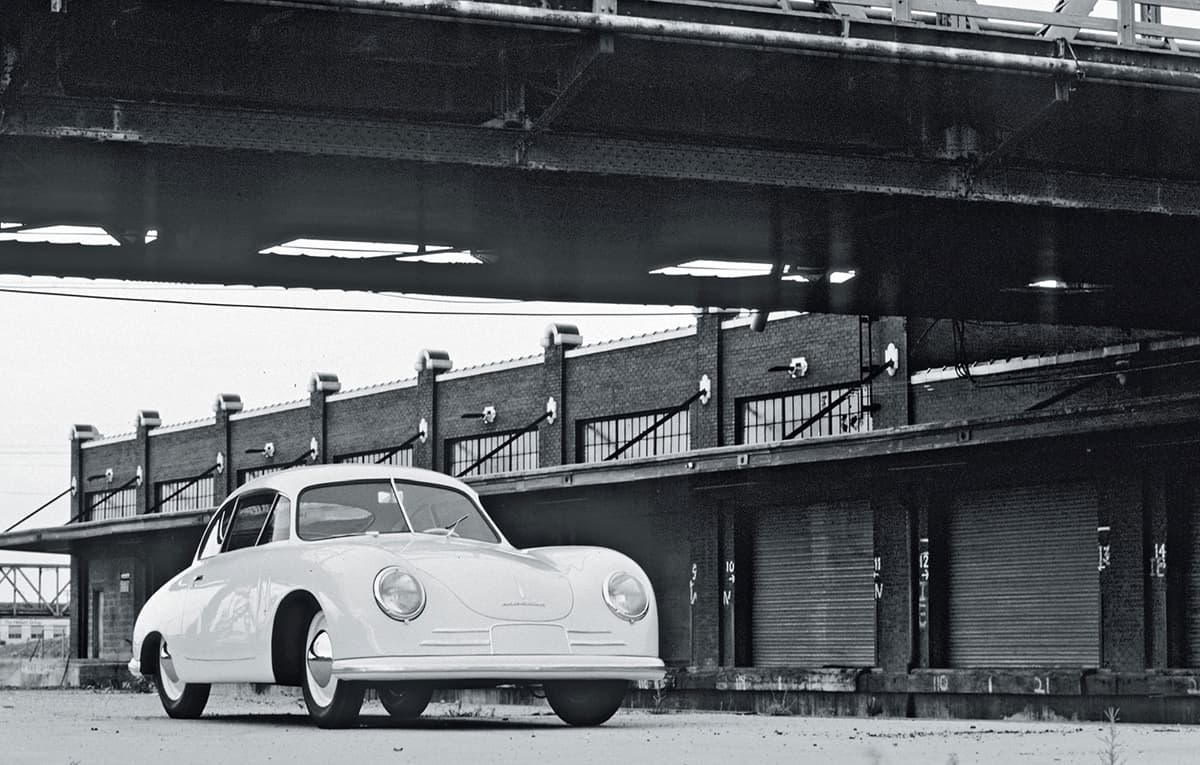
227,0,1200,89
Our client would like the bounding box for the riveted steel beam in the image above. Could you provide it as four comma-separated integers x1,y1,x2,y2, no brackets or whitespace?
5,95,1200,215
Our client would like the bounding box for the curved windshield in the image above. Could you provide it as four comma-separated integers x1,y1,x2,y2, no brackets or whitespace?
297,479,499,544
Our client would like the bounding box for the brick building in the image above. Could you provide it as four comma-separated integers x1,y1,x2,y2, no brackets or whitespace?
4,310,1200,721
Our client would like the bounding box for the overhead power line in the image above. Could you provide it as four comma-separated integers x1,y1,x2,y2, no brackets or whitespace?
0,287,699,318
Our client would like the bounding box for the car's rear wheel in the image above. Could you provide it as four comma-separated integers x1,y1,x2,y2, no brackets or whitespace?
378,684,434,720
301,610,364,728
154,639,210,719
543,680,628,726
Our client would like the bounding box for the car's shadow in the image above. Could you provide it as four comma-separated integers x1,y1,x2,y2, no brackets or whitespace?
185,713,569,730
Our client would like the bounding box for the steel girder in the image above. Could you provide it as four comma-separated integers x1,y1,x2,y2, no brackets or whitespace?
5,95,1200,217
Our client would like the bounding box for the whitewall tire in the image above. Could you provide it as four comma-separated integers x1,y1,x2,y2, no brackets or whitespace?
301,610,364,728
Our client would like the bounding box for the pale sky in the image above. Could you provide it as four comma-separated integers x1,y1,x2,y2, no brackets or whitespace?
0,275,694,571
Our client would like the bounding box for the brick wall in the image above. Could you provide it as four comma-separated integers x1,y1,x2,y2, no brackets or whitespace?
326,386,422,458
83,550,142,661
437,364,547,450
230,406,311,477
148,424,222,484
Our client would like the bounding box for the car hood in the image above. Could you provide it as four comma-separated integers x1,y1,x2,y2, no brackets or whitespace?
366,534,575,622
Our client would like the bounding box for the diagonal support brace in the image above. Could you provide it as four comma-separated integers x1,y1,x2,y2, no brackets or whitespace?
516,35,613,163
967,41,1080,186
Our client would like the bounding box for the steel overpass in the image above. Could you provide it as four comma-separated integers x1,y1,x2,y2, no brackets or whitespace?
3,0,1200,327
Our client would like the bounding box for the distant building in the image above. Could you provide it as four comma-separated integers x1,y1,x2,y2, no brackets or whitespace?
0,618,68,645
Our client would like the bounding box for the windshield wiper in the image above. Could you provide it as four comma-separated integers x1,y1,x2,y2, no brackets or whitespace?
444,513,469,536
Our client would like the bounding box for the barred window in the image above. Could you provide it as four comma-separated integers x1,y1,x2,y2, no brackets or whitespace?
238,465,290,486
7,624,21,641
448,430,538,477
29,624,44,639
738,384,872,445
85,488,137,521
154,476,217,513
578,409,690,463
335,447,414,467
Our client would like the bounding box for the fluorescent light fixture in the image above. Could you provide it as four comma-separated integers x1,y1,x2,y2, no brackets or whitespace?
0,225,120,246
829,270,857,284
1029,279,1067,289
261,238,481,264
781,273,811,283
0,221,20,230
650,260,773,278
145,229,158,244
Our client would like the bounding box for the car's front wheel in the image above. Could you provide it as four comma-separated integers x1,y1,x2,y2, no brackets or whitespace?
154,639,210,719
301,610,364,728
543,680,628,726
378,684,434,720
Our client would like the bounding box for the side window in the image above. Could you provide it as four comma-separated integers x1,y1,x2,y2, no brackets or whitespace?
256,496,292,546
224,494,275,553
197,500,235,560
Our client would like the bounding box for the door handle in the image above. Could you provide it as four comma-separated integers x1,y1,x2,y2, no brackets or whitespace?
192,574,204,583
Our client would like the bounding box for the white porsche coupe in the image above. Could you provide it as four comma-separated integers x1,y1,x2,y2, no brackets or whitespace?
129,464,665,728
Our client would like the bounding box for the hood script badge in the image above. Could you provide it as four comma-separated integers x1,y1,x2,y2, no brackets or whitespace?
502,578,546,608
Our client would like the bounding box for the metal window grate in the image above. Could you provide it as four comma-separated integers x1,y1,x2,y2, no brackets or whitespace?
335,447,414,467
237,465,290,486
577,409,690,463
738,384,873,445
447,431,538,477
84,488,137,521
154,476,217,513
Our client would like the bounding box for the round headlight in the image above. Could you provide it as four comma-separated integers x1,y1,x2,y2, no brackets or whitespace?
373,567,426,621
603,571,649,622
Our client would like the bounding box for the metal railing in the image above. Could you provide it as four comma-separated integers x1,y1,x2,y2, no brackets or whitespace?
0,564,70,618
229,0,1200,53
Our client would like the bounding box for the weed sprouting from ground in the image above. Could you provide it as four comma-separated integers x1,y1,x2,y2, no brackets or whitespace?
438,697,493,718
1097,707,1126,765
759,690,795,716
649,682,670,714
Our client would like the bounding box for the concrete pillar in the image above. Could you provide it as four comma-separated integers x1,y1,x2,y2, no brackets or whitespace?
1143,468,1169,668
1098,471,1145,670
718,504,752,667
874,484,915,672
688,492,720,670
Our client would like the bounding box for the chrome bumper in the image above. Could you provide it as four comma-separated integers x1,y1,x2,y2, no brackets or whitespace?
332,654,666,683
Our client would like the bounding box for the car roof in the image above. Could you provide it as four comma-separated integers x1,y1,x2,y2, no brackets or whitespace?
234,464,476,499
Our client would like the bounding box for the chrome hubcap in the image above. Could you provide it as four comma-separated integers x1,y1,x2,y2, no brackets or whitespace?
304,612,337,708
158,641,185,700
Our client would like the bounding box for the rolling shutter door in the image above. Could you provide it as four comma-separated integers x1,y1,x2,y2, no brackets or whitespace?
1186,479,1200,666
753,499,875,666
947,483,1099,667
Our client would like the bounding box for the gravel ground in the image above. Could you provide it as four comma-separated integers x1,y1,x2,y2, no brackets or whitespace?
1,688,1197,765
